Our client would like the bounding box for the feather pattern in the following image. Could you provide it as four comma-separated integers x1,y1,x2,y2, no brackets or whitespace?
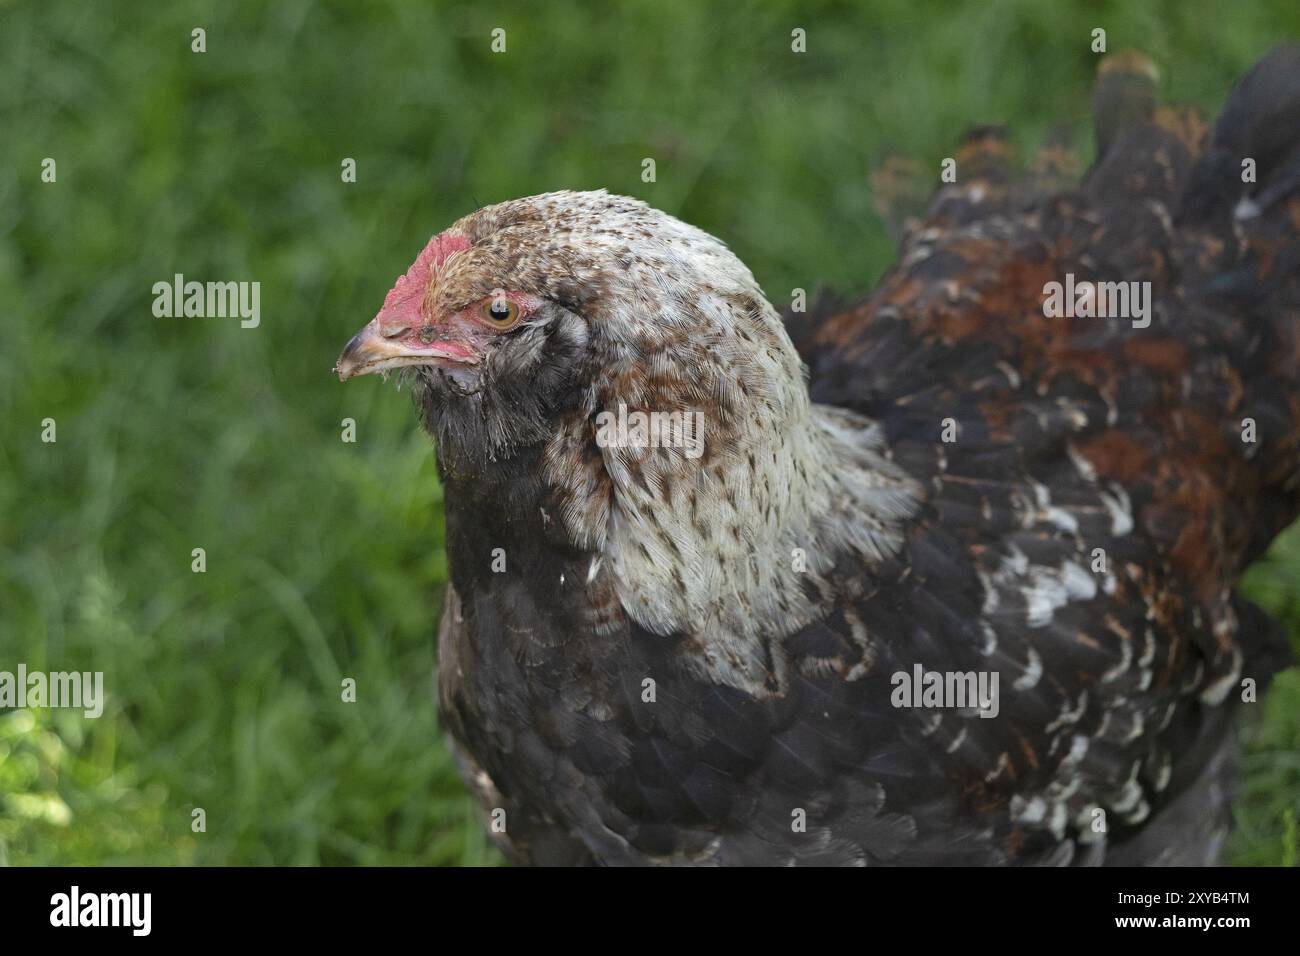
345,46,1300,865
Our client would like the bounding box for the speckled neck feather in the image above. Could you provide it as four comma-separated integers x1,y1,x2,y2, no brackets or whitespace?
419,191,923,693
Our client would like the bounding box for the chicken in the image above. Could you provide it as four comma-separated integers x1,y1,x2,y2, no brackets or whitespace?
335,46,1300,865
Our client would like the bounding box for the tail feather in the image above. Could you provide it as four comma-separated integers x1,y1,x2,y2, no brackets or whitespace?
1093,50,1160,159
1177,46,1300,559
1023,124,1080,197
924,125,1016,226
1154,103,1210,159
1083,51,1196,212
1182,43,1300,225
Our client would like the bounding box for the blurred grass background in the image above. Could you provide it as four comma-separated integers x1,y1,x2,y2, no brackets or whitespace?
0,0,1297,865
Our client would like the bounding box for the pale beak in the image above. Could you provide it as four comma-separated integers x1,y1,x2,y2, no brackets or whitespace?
334,321,480,381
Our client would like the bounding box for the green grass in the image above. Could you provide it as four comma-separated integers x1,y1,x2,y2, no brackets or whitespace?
1,0,1297,865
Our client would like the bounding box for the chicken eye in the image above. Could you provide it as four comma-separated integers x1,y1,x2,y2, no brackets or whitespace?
480,298,520,329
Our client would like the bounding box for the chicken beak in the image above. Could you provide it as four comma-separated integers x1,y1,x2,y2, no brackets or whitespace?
335,322,404,381
334,321,480,381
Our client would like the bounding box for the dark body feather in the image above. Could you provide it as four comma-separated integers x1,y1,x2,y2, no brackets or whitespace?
432,47,1300,865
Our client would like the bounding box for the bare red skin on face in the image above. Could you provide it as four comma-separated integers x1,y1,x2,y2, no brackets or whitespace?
368,233,541,365
374,232,473,332
430,291,542,360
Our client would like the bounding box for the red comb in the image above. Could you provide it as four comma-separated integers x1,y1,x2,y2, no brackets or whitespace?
376,232,472,326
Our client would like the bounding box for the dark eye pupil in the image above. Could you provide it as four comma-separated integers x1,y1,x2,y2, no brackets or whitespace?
490,302,510,319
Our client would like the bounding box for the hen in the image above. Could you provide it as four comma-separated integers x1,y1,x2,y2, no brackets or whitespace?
337,47,1300,865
